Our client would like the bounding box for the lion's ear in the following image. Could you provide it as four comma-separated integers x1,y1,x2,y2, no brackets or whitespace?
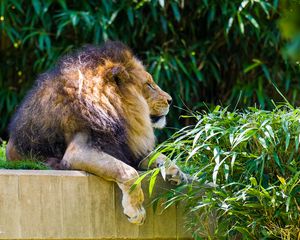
106,65,129,86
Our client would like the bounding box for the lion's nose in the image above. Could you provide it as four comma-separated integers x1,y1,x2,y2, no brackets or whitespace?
167,99,173,105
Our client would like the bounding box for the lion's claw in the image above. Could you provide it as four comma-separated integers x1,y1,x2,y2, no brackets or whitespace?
166,170,189,185
126,207,146,225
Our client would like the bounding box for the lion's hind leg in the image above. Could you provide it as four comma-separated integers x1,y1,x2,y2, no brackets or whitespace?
61,132,146,225
45,157,70,170
6,139,67,170
6,139,22,161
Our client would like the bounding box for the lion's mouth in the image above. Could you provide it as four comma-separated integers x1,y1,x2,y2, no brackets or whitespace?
150,115,165,123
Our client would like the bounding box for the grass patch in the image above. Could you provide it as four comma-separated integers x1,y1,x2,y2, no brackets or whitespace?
0,141,49,170
147,105,300,239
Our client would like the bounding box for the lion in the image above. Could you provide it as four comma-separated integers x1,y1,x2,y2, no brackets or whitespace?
6,41,187,225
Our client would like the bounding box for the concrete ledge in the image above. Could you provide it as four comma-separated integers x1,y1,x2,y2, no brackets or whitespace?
0,170,192,240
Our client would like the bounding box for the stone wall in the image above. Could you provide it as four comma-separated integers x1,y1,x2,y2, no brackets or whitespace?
0,170,192,240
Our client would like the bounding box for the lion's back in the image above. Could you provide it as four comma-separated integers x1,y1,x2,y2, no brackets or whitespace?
9,71,71,160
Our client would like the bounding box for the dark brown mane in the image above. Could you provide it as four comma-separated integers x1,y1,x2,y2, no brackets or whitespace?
58,41,133,72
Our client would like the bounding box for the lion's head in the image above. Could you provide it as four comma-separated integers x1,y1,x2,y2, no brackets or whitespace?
142,72,172,129
102,59,172,129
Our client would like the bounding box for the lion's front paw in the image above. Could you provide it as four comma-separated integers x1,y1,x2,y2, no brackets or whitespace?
165,165,189,186
167,170,189,186
121,186,146,225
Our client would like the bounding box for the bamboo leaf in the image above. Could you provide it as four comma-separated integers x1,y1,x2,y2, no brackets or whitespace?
32,0,41,15
127,7,134,26
244,13,259,29
237,13,244,34
149,168,160,196
171,2,180,22
158,0,165,8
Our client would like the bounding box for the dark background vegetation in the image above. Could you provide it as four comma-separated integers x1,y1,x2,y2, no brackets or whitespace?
0,0,299,140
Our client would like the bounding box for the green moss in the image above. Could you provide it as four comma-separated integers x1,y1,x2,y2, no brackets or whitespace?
0,142,49,170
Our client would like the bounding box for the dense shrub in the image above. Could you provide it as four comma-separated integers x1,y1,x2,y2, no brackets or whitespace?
147,105,300,239
1,0,299,138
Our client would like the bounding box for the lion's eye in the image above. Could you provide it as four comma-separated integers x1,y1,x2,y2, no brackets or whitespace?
147,83,155,90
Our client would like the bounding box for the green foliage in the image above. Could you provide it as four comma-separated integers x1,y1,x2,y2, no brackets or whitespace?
148,105,300,239
1,0,299,138
0,141,49,169
279,0,300,61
